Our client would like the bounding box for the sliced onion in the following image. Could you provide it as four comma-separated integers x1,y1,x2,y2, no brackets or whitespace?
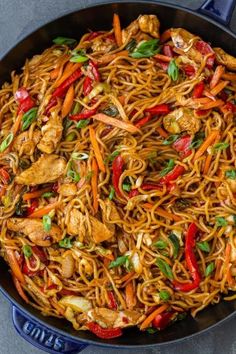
59,295,92,312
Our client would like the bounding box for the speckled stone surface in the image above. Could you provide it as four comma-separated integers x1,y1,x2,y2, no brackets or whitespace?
0,0,236,353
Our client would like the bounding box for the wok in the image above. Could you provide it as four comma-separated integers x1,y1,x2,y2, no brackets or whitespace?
0,1,236,353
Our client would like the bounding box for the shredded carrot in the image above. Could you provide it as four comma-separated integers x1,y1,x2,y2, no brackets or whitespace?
194,130,219,161
143,203,182,222
6,249,25,284
55,63,81,88
98,50,129,64
119,271,135,283
50,54,69,80
160,29,171,43
91,157,98,214
203,154,212,175
156,126,168,138
50,67,61,80
89,126,106,173
61,85,74,119
118,95,125,105
23,187,51,201
210,81,229,96
92,113,139,133
13,276,29,303
225,243,234,286
140,304,168,330
125,282,136,310
202,99,224,110
193,97,212,105
12,112,23,136
28,201,61,218
210,65,225,89
113,13,122,47
154,54,172,62
222,72,236,81
214,259,222,281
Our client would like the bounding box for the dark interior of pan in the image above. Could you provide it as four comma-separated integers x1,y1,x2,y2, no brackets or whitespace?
1,1,236,347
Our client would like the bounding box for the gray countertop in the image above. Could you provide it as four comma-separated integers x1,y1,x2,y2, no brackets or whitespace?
0,0,236,353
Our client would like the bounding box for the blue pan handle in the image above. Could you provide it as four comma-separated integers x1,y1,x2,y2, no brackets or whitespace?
12,306,88,354
198,0,236,25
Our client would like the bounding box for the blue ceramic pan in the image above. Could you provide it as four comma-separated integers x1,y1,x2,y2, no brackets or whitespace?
0,1,236,353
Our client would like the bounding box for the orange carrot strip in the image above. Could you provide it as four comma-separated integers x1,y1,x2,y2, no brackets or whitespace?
50,54,70,80
201,99,224,110
119,271,135,283
156,126,168,138
225,243,234,286
61,85,75,119
210,81,229,96
222,72,236,81
210,65,225,89
23,187,51,201
28,202,61,218
113,13,122,47
92,113,139,133
125,282,136,310
91,157,98,214
50,67,61,80
55,63,81,88
98,50,129,64
193,97,213,104
203,154,212,175
89,126,106,173
140,304,169,330
6,249,25,284
154,54,172,62
12,113,23,136
118,95,125,105
214,259,222,281
13,276,29,303
160,29,171,43
143,203,182,222
194,130,219,161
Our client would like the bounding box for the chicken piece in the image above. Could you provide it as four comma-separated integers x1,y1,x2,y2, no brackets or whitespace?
61,253,75,278
138,15,160,38
7,218,62,246
87,308,142,328
89,215,114,243
59,183,77,197
100,199,120,226
170,28,202,62
91,37,114,53
67,208,86,241
122,15,160,43
214,47,236,71
163,108,201,134
37,111,63,154
15,154,66,185
13,130,41,156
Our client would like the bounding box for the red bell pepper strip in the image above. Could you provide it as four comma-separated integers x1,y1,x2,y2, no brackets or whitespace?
52,68,82,98
22,256,38,277
192,82,205,99
195,109,211,117
14,87,35,114
183,65,195,77
107,291,118,310
194,40,215,68
141,183,162,191
135,114,151,128
86,32,101,41
112,155,124,197
152,311,175,330
26,199,39,216
173,223,201,292
172,135,192,158
59,289,78,296
44,97,57,116
69,108,97,121
145,104,170,116
0,168,10,185
87,322,122,339
32,246,48,265
162,44,174,58
159,165,185,185
223,101,236,113
88,60,100,82
83,76,93,96
128,189,140,198
157,60,169,71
